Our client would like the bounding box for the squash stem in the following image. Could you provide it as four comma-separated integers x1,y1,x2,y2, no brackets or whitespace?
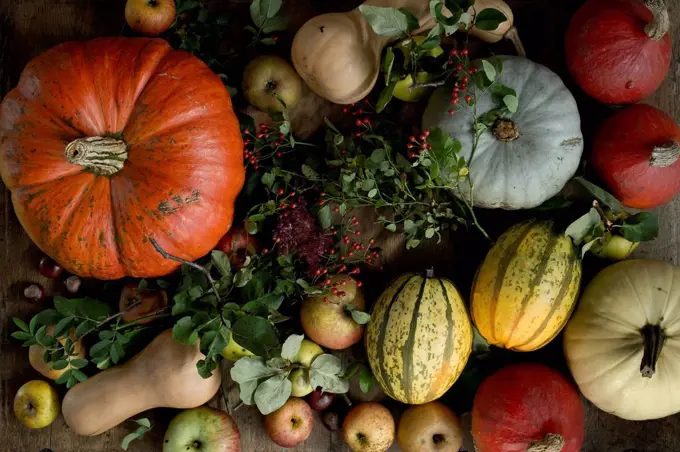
504,26,526,57
64,136,127,176
425,267,435,278
643,0,670,40
640,324,666,378
649,141,680,168
526,433,565,452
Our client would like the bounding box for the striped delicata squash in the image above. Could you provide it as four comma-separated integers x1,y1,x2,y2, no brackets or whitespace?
366,270,473,404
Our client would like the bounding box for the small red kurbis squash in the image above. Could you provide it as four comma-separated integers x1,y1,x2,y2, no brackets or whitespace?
0,38,244,279
565,0,672,104
472,363,584,452
592,104,680,209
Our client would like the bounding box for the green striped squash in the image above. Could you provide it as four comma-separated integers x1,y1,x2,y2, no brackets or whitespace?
366,271,473,404
471,219,582,352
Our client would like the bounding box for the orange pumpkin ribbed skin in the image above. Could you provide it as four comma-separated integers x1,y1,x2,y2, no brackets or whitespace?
0,37,244,279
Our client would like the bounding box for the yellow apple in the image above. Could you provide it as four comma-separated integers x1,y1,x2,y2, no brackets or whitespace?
125,0,176,36
292,339,323,367
13,380,60,429
343,403,395,452
397,402,463,452
289,369,313,397
243,55,302,112
393,72,434,102
163,406,240,452
591,234,639,261
29,327,87,381
221,332,254,361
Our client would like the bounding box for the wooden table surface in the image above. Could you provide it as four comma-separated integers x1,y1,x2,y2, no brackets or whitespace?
1,0,680,451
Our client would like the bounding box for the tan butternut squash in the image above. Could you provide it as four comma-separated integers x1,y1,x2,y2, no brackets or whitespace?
291,0,522,104
62,330,221,436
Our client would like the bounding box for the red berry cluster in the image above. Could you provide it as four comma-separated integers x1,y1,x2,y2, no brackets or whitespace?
446,48,478,116
406,130,432,158
242,122,289,170
341,98,373,138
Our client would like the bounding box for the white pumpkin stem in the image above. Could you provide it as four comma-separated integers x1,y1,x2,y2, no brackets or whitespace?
649,141,680,168
504,26,526,57
643,0,670,41
492,118,519,142
526,433,565,452
640,324,666,378
65,136,128,176
425,267,435,278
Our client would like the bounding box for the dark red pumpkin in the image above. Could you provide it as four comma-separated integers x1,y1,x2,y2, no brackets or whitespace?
472,363,584,452
592,104,680,209
0,38,244,279
565,0,672,104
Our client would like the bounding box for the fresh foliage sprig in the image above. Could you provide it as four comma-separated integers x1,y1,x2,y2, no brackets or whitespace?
173,1,231,67
247,0,289,46
565,178,659,257
230,334,351,415
121,418,152,451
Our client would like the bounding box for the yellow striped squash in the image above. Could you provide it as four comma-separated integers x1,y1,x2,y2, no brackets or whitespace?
471,219,581,352
366,271,472,404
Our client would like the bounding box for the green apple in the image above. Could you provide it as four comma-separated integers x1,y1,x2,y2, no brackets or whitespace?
221,332,254,362
396,35,444,61
13,380,60,429
242,55,302,112
393,72,434,102
163,406,240,452
292,339,323,367
289,369,313,397
591,234,639,261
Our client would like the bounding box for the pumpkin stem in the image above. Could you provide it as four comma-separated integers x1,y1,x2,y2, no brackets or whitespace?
526,433,565,452
504,26,526,57
643,0,670,41
65,136,127,176
640,324,666,378
425,267,435,278
649,141,680,168
492,118,519,142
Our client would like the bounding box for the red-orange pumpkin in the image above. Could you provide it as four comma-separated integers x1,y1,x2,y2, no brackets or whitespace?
0,38,244,279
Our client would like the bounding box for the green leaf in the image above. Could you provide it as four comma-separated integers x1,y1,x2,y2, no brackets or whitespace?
281,334,304,361
70,359,89,369
619,212,659,242
318,205,332,230
250,0,282,28
135,418,152,429
575,178,625,213
254,373,292,415
176,0,199,14
430,0,461,32
13,318,29,332
301,164,320,180
53,316,74,338
234,268,254,288
55,369,72,385
383,47,395,84
368,188,379,198
211,250,232,277
244,219,259,235
481,60,496,82
52,360,69,371
35,309,60,326
350,310,371,325
261,15,289,34
110,342,121,364
173,316,196,344
54,297,77,316
425,228,436,239
503,95,518,113
29,315,38,334
386,223,397,232
137,279,148,291
231,356,280,405
75,320,92,338
406,239,421,249
565,208,602,245
76,298,110,320
72,369,88,382
261,171,276,189
35,325,47,342
309,354,349,394
398,7,420,32
10,331,33,341
90,340,112,358
359,367,374,393
474,8,508,31
232,316,279,357
377,81,397,113
581,238,601,258
359,5,411,38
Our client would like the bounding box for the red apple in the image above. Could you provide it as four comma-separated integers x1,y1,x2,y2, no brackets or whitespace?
397,401,463,452
343,403,395,452
125,0,176,36
119,284,168,325
264,397,313,448
216,226,260,268
300,275,365,350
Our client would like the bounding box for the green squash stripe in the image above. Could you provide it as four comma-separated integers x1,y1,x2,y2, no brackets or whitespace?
423,279,456,401
505,230,560,346
402,275,428,402
489,220,536,340
375,275,414,399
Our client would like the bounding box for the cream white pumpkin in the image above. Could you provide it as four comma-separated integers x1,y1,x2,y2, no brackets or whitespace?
422,56,583,209
564,259,680,421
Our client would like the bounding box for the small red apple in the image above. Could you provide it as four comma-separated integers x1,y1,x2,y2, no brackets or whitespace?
265,397,314,448
119,284,168,325
343,403,395,452
216,226,260,268
300,275,365,350
125,0,176,36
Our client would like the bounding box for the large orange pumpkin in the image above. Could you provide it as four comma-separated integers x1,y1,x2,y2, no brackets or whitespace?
0,38,244,279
